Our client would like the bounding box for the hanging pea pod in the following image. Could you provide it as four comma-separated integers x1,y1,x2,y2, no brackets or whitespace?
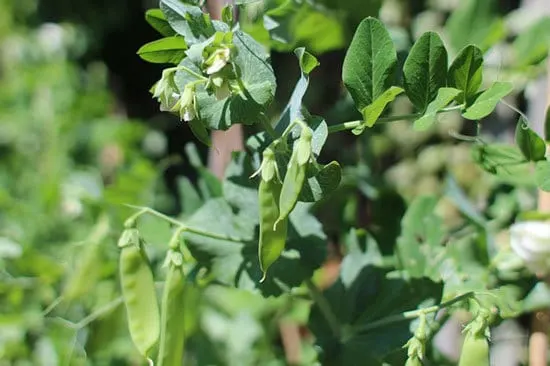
458,313,490,366
257,146,288,281
157,233,186,366
276,127,312,227
118,228,161,359
258,178,288,282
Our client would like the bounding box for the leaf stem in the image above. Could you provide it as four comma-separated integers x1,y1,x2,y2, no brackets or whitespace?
167,65,208,81
123,204,244,244
327,105,464,134
305,279,341,339
353,291,474,336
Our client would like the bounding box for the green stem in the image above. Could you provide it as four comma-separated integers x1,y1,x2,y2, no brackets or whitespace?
327,105,465,134
305,279,341,338
167,65,208,81
353,291,474,335
124,205,243,244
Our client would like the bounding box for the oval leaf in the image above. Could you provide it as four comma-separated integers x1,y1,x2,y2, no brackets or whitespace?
145,9,176,37
515,117,546,162
403,32,448,112
513,17,550,68
137,37,188,64
355,86,404,134
462,82,513,120
536,160,550,192
448,45,483,104
413,87,461,131
298,161,342,202
342,17,397,111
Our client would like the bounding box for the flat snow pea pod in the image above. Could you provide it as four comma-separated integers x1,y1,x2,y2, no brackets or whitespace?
118,228,161,358
258,178,288,281
458,331,490,366
157,249,186,366
276,132,312,226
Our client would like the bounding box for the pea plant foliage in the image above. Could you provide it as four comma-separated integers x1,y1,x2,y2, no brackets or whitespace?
118,0,550,365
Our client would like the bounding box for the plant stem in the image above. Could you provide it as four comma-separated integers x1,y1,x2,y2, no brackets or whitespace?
327,105,464,134
124,205,243,244
260,114,278,139
168,65,208,81
353,291,474,335
305,279,341,339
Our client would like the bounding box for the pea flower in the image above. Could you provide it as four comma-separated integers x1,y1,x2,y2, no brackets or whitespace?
152,71,179,110
510,221,550,275
204,46,231,75
172,84,197,122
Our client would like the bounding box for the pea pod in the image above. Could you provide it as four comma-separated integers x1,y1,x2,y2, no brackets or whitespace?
458,331,490,366
276,131,312,226
258,177,288,281
157,249,186,366
118,228,160,358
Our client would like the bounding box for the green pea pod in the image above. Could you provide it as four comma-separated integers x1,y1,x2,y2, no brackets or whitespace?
404,357,422,366
259,178,288,281
157,250,186,366
458,332,490,366
276,142,309,226
118,228,161,358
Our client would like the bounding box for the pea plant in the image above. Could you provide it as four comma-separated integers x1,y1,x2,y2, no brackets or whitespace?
119,0,550,365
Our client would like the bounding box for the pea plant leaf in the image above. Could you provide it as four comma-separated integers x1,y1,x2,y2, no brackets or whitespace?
353,86,404,134
184,154,326,297
445,0,505,52
461,81,514,120
448,45,483,104
395,196,446,281
145,8,176,37
160,0,226,44
403,32,448,113
175,31,276,130
513,17,550,68
137,36,188,64
536,160,550,192
515,116,546,162
274,48,319,134
308,265,442,365
471,143,533,185
413,87,461,131
298,161,342,202
342,17,397,111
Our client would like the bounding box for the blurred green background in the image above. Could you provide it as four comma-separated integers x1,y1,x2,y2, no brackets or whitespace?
1,0,548,364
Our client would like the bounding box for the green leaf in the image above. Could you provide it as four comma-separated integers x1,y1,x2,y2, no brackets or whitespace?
396,196,445,281
137,36,188,64
175,31,276,130
445,0,505,52
340,229,383,286
295,47,319,75
513,17,550,68
188,118,211,147
354,86,403,134
448,45,483,104
145,9,176,37
536,160,550,192
177,177,203,217
343,17,397,111
309,266,442,364
445,175,485,228
160,0,226,44
515,116,546,162
184,143,222,199
273,49,317,134
461,82,513,120
403,32,448,112
298,161,342,202
471,143,533,185
413,87,461,131
522,282,550,313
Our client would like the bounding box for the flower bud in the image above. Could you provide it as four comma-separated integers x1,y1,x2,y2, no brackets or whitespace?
510,221,550,275
173,84,197,122
204,46,231,75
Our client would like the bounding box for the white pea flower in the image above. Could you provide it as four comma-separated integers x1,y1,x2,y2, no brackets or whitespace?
205,47,231,75
172,84,197,122
510,221,550,275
